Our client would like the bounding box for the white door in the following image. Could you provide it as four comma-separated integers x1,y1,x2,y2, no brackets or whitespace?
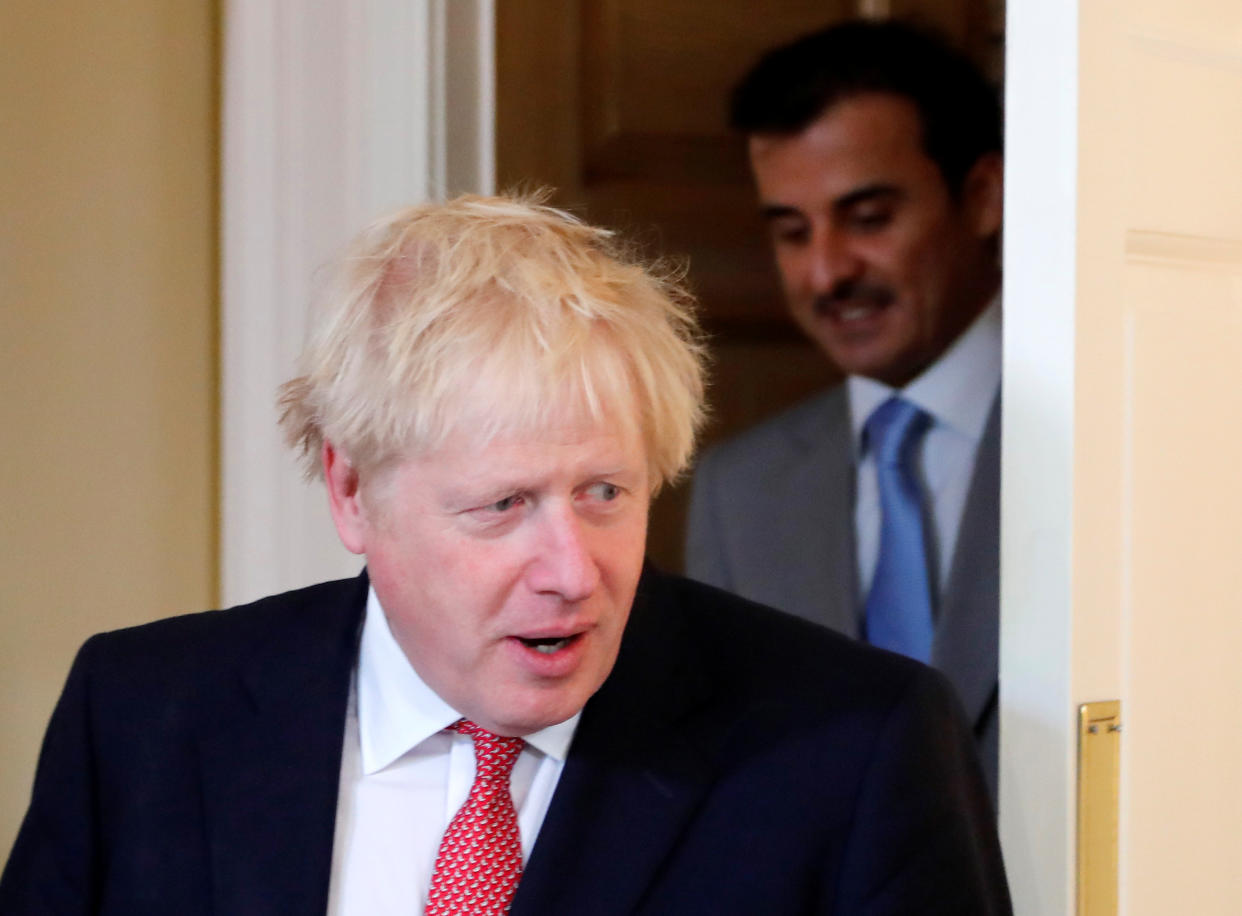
220,0,496,606
1001,1,1242,912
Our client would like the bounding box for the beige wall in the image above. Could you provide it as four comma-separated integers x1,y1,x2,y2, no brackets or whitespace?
0,2,218,857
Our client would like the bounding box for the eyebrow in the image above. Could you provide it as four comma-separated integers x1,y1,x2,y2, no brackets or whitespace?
758,203,804,224
440,463,643,507
758,183,905,224
437,478,529,510
833,183,904,213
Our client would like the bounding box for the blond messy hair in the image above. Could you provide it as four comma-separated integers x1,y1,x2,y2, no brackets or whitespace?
278,191,708,492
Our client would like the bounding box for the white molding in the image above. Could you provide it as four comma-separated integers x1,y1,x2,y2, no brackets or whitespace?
999,1,1079,913
444,0,496,195
221,0,496,606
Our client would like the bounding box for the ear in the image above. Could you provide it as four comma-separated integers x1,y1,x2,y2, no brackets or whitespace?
962,152,1004,239
322,441,368,555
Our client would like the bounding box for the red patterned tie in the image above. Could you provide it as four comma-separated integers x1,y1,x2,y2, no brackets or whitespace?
425,719,526,916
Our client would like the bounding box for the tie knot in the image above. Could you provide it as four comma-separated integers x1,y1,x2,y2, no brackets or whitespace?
865,397,930,468
450,719,525,780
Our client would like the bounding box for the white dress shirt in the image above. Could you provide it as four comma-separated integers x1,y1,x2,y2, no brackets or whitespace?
849,299,1001,602
327,588,579,916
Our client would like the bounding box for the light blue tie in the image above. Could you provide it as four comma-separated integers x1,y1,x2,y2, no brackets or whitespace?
864,397,934,663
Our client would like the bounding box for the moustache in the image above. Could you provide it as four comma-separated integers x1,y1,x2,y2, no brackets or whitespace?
812,282,895,316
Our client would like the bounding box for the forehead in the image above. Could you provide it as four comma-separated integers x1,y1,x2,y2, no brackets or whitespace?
747,93,943,201
395,407,649,493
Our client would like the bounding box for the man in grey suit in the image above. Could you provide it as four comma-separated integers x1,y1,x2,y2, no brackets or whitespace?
686,20,1005,796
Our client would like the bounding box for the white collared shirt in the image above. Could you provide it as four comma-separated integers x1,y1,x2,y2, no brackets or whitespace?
327,588,578,915
849,299,1001,602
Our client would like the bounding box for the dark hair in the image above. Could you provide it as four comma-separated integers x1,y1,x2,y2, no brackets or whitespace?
729,19,1001,196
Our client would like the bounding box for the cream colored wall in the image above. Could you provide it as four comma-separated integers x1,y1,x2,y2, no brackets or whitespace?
1003,0,1242,910
1075,2,1242,911
0,2,217,858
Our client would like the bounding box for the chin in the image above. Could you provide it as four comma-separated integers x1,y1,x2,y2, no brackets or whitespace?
489,691,589,737
830,347,912,384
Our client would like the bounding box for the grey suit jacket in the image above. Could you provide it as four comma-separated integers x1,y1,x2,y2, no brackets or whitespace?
686,385,1000,797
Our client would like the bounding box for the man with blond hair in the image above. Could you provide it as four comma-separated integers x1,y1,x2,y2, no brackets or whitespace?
2,194,1009,915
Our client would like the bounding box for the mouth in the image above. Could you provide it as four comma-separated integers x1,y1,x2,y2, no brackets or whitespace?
513,633,583,655
828,302,884,322
812,286,895,323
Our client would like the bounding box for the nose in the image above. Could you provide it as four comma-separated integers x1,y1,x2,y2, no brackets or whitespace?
805,226,863,294
527,506,601,603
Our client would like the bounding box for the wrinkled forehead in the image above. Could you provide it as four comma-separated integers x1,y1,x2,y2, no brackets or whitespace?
428,357,647,464
362,383,650,515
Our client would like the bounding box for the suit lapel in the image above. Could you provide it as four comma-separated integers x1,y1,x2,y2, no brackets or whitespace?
197,575,366,916
811,389,860,635
512,569,718,916
768,388,858,636
934,393,1001,730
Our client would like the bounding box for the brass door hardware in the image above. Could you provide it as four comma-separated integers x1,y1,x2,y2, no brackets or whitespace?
1076,700,1121,916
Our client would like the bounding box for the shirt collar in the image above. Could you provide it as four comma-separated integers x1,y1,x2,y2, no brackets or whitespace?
357,586,580,774
848,297,1001,455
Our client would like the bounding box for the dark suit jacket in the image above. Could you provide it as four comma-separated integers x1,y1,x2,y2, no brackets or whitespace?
686,386,1001,797
1,568,1009,915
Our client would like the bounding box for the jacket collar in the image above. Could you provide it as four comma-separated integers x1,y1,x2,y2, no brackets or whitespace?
198,573,367,916
512,565,721,916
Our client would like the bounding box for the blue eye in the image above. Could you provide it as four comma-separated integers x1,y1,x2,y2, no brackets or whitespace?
590,482,620,501
489,494,524,512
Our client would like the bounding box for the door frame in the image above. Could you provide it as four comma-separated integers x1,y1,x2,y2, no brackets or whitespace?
220,0,496,606
999,1,1078,910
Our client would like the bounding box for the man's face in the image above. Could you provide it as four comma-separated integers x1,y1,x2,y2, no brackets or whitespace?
748,92,1002,387
326,415,650,737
